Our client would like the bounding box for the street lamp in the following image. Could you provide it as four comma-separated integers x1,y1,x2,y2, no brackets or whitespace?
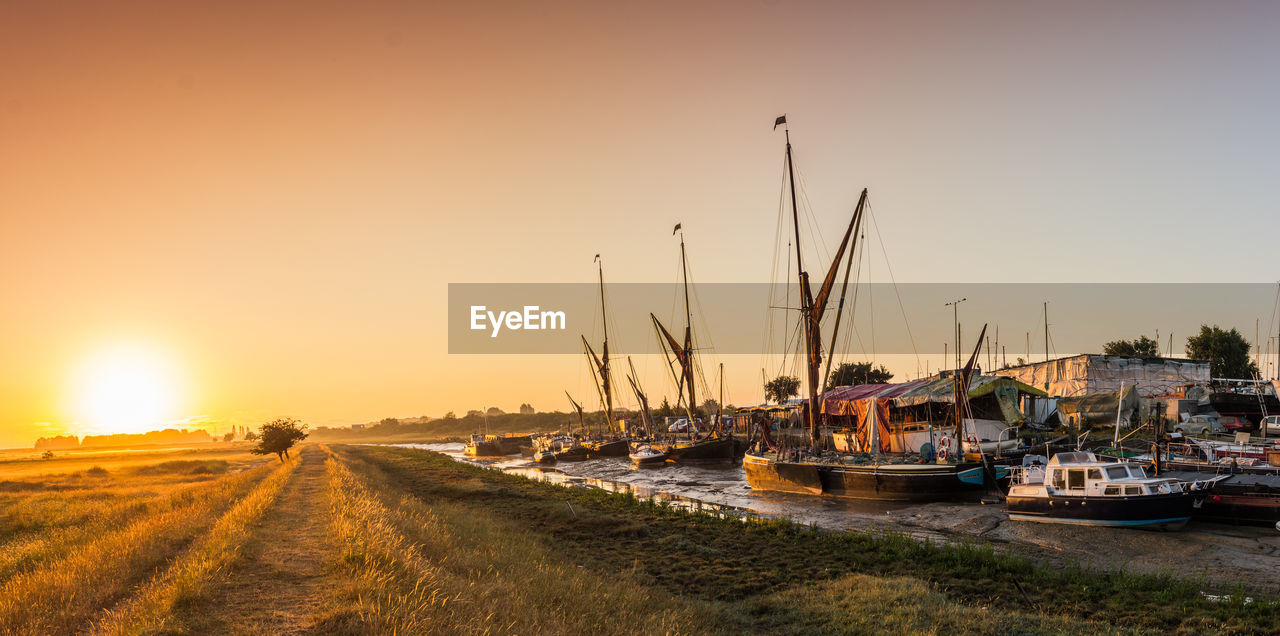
944,298,966,369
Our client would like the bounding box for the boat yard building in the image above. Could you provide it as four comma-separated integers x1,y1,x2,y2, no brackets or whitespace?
991,354,1210,398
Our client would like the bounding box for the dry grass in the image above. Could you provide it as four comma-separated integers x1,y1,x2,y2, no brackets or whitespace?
89,455,299,635
0,452,276,633
318,446,710,633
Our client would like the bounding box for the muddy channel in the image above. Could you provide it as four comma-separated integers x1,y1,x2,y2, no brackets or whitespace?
389,443,1280,594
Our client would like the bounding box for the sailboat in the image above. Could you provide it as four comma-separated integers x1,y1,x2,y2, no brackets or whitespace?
742,117,1002,501
647,225,744,464
533,393,590,463
625,358,668,467
581,255,631,458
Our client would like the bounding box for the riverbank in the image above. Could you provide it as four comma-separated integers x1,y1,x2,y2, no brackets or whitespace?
350,444,1276,634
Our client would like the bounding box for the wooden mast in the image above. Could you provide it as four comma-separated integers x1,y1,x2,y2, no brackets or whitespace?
626,357,653,439
597,257,614,431
678,228,696,435
780,118,865,447
565,392,586,436
821,189,868,391
783,125,820,445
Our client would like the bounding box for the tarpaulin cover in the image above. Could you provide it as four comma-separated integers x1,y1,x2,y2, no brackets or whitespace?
821,380,931,416
1056,385,1138,424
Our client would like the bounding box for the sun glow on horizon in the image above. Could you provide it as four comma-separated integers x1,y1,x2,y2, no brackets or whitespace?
70,345,184,435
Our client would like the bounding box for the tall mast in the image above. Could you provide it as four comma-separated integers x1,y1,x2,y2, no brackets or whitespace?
679,230,696,424
596,256,614,430
784,123,820,445
822,189,867,391
717,362,725,434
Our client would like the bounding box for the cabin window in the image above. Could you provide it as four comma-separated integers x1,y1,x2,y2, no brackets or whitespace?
1104,486,1120,495
1125,485,1143,495
1067,469,1085,490
1128,466,1147,478
1087,468,1102,480
1106,466,1128,479
1051,470,1065,489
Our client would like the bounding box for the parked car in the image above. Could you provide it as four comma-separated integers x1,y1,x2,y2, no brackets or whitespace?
1172,415,1223,436
1263,415,1280,436
1218,416,1251,432
668,418,689,433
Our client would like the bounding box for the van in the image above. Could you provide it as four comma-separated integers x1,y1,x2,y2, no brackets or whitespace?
1263,415,1280,436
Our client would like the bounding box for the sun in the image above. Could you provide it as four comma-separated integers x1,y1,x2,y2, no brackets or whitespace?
72,345,182,435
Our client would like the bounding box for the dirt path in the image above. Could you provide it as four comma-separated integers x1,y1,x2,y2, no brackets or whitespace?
185,445,334,634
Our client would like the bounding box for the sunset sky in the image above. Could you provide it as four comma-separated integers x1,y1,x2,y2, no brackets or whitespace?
3,1,1280,448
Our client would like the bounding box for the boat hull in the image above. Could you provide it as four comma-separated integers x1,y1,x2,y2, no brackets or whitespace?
1005,492,1196,530
665,436,742,464
818,462,993,501
630,452,668,467
744,451,997,501
464,442,506,457
743,452,821,494
585,438,629,458
534,446,589,463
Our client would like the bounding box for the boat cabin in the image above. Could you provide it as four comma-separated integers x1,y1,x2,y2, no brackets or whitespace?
1011,451,1187,498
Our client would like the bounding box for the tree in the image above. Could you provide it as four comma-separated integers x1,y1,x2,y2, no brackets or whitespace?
1103,335,1160,357
250,418,309,462
443,411,457,420
222,432,235,442
244,431,258,441
466,409,484,418
485,407,504,416
519,403,535,414
764,375,800,404
654,398,675,418
827,361,893,388
701,399,720,417
41,450,54,460
1185,325,1258,379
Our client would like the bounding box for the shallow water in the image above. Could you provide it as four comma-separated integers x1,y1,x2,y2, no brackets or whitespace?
385,442,918,532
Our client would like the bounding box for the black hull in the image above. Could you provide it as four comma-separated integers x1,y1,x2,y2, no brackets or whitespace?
665,436,741,464
534,447,589,463
1208,392,1280,426
497,435,532,454
1006,492,1195,529
1194,492,1280,526
586,438,629,458
743,451,991,501
817,463,990,501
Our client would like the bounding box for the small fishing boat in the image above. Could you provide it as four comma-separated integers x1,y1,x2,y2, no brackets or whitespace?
1005,451,1208,530
532,435,588,463
629,443,667,467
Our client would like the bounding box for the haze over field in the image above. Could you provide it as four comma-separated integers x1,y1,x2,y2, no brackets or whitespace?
4,0,1280,447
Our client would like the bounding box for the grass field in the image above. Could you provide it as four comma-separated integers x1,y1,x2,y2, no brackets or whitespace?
0,443,1275,634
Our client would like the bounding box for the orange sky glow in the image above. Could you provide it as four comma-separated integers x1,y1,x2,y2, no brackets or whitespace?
4,1,1280,448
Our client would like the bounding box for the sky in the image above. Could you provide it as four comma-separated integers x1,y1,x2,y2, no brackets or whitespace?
2,0,1280,447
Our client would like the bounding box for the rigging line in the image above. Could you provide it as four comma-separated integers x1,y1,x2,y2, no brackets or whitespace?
866,204,922,371
866,214,874,364
835,238,867,376
792,165,832,268
765,153,789,364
